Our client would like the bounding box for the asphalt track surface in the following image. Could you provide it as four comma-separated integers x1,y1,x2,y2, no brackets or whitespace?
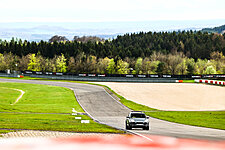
1,78,225,140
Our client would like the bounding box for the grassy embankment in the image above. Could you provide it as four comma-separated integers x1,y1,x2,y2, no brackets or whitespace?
0,82,123,134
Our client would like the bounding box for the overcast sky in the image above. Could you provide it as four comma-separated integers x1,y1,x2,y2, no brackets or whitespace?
0,0,225,22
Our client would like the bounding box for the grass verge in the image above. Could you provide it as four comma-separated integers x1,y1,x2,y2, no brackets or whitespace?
0,82,123,134
0,82,84,113
147,111,225,130
0,113,119,133
182,80,195,83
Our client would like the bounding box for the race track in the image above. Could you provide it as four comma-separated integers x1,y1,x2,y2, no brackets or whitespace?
0,78,225,140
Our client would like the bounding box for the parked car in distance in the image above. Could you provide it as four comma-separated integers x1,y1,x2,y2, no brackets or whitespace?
125,111,150,130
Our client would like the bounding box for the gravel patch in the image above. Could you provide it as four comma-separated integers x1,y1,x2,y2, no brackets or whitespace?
0,130,123,138
95,82,225,111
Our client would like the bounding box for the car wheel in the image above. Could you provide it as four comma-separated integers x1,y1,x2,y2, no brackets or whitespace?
126,123,130,130
145,126,149,130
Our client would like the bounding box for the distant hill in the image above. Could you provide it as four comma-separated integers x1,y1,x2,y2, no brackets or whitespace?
1,20,225,41
201,24,225,34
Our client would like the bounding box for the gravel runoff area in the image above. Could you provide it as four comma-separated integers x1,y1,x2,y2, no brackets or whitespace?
0,130,123,138
94,82,225,111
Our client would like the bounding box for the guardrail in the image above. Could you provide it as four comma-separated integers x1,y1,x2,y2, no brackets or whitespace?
0,72,225,83
21,71,225,79
0,73,178,83
28,74,179,83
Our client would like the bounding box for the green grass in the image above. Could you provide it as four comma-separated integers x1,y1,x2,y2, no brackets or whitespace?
147,111,225,130
0,82,123,134
182,80,195,83
0,87,21,105
0,113,118,133
0,82,83,113
0,130,18,137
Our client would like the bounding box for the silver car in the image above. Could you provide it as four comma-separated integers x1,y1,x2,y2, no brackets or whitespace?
125,111,150,130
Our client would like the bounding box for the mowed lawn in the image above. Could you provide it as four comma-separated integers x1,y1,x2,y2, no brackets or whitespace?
0,87,21,106
0,82,122,134
0,82,83,113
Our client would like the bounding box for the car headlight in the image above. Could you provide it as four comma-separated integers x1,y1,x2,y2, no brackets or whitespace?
144,119,149,123
130,119,135,122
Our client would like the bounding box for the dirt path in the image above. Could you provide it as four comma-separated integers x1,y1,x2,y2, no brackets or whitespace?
94,82,225,111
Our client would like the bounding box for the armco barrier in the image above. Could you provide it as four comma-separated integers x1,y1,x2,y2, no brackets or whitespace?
1,72,223,83
28,74,178,83
195,79,225,86
0,73,179,83
0,73,22,78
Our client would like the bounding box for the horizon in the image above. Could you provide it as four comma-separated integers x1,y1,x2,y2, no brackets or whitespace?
0,19,225,41
1,19,225,31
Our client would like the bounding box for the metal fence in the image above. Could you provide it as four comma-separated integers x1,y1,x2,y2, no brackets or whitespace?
1,72,224,83
31,74,179,83
0,73,178,83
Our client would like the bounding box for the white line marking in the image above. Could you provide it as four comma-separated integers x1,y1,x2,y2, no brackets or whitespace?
70,85,153,142
11,89,25,105
101,86,153,142
0,87,25,105
128,130,153,142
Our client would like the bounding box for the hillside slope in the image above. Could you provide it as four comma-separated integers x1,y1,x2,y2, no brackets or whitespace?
201,24,225,34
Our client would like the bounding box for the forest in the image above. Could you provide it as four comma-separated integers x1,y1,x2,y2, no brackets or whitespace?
0,31,225,75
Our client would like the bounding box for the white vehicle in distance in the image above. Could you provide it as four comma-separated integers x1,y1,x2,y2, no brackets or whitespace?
125,111,150,130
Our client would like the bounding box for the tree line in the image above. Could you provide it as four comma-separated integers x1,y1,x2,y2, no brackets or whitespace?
0,31,225,60
0,51,224,75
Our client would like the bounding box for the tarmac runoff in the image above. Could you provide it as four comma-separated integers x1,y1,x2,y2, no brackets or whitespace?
0,79,225,141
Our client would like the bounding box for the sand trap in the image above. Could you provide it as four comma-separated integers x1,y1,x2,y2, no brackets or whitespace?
95,83,225,111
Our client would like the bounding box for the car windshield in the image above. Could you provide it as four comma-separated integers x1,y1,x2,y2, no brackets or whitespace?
131,113,146,118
